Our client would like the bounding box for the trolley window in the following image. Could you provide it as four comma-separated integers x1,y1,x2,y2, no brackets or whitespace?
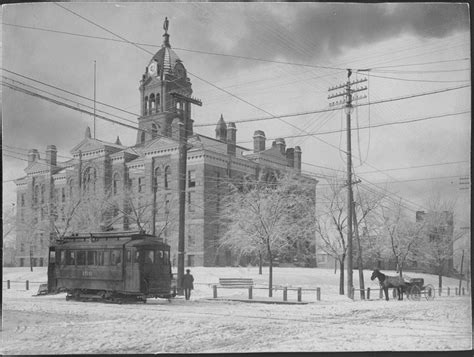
60,250,66,265
49,249,56,264
97,251,104,266
145,250,154,264
126,250,132,263
134,250,141,263
87,251,96,265
163,251,169,264
77,251,86,266
110,250,122,266
66,251,75,265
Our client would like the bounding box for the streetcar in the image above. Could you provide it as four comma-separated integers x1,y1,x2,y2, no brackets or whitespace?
47,231,176,303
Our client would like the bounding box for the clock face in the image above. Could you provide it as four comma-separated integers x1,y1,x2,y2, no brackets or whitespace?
149,62,157,75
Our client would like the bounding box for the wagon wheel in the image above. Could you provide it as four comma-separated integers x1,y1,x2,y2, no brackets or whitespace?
409,285,421,301
424,284,435,301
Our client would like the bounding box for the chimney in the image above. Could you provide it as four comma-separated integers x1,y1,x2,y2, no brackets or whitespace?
46,145,57,167
227,122,237,156
28,149,39,164
294,146,302,172
253,130,266,153
275,138,286,155
416,211,425,222
286,148,294,168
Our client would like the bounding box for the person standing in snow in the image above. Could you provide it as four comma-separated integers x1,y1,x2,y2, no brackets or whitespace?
183,269,194,300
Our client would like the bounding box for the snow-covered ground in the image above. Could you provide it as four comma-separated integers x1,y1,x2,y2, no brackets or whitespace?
2,267,472,353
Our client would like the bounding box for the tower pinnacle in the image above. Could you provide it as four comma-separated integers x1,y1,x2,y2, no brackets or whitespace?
163,17,171,48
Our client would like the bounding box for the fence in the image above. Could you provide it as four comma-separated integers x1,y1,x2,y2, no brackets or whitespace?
211,284,321,302
3,280,46,291
349,286,470,300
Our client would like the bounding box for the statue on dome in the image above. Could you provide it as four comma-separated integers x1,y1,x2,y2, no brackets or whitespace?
163,17,169,34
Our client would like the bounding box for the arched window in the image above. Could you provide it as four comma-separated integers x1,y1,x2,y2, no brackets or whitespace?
156,93,160,112
141,131,146,144
113,173,121,195
153,167,161,191
152,124,158,139
164,166,170,189
150,94,155,113
144,96,148,115
82,167,97,193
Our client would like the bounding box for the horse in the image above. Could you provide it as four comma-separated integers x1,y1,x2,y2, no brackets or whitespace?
371,269,407,301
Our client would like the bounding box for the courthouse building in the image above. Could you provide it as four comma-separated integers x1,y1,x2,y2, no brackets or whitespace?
14,22,316,267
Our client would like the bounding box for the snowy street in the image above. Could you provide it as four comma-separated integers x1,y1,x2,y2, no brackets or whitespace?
2,267,471,353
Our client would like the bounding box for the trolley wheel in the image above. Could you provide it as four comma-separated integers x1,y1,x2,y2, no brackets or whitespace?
409,285,421,301
424,284,435,301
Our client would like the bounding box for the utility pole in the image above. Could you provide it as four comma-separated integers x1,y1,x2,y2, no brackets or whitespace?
328,70,367,298
171,92,202,295
93,60,96,139
352,198,364,300
458,249,464,292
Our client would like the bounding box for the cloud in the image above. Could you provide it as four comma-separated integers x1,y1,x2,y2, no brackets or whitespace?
186,3,469,71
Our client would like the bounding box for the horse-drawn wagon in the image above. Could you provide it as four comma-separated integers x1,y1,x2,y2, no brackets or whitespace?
404,278,435,301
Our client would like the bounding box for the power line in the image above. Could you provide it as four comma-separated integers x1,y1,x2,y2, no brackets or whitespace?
2,68,140,118
370,58,470,69
361,72,470,84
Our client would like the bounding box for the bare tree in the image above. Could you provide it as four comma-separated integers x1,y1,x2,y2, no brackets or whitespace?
220,173,316,297
418,194,466,288
109,186,177,238
380,200,425,278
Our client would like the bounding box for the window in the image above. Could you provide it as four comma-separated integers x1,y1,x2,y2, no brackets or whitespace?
163,251,169,264
152,124,158,139
188,170,196,188
145,250,154,264
188,232,194,246
187,255,195,267
127,250,132,263
33,185,39,205
69,179,74,198
141,132,146,144
134,250,141,263
113,173,121,195
110,250,122,266
149,94,155,113
144,96,148,115
97,251,104,266
87,251,96,265
154,167,161,190
20,243,25,252
66,251,75,265
60,251,66,265
83,167,97,193
40,185,45,204
165,195,170,214
77,251,86,266
61,188,66,202
188,192,194,212
21,194,25,207
138,177,145,193
156,93,160,110
164,166,170,189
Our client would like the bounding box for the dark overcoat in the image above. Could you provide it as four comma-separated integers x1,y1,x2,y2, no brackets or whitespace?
183,273,194,289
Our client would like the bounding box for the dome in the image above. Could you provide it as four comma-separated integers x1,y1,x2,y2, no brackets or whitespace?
149,18,184,76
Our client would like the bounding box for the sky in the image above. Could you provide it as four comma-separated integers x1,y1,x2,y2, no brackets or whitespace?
1,3,470,246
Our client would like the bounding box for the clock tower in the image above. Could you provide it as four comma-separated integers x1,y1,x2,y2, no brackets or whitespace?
137,18,193,144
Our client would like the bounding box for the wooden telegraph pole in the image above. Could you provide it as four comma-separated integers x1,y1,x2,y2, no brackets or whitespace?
328,70,367,298
171,92,202,295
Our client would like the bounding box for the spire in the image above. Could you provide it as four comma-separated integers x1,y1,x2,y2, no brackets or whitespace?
163,17,171,48
85,126,92,139
215,114,227,142
115,136,122,145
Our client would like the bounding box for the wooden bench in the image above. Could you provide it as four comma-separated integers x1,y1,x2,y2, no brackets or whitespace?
218,278,254,288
